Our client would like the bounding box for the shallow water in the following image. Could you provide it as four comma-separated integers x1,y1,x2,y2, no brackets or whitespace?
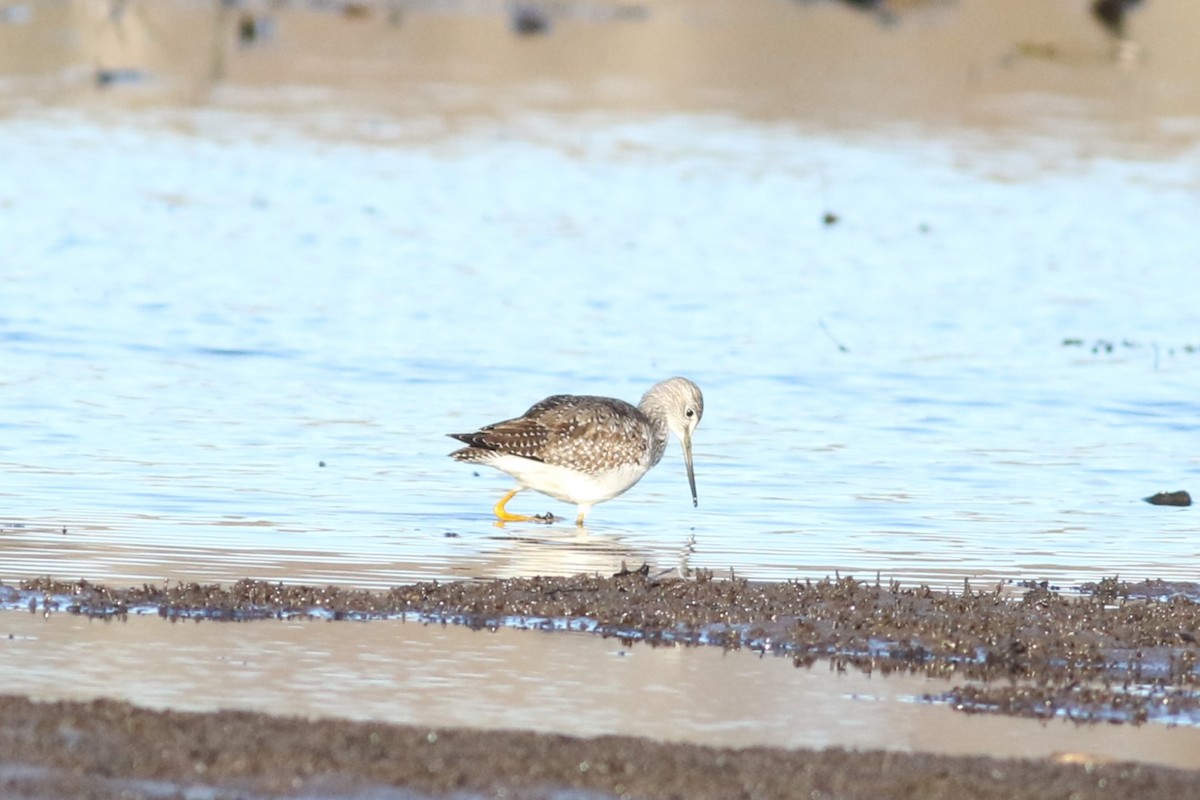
2,1,1199,594
4,33,1200,588
2,123,1198,589
4,610,1200,769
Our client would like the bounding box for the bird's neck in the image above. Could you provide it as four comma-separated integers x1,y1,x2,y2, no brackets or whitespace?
637,398,671,467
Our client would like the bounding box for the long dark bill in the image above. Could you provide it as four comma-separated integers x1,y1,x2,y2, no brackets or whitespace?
682,430,697,507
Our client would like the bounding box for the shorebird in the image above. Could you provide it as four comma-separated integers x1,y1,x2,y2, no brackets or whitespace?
448,377,704,525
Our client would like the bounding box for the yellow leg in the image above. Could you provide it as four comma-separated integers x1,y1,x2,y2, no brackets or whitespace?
493,488,536,522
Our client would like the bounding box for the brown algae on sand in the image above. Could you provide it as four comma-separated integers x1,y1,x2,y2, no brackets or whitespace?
9,572,1200,725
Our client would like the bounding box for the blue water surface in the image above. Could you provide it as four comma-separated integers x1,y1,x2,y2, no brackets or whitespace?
1,110,1197,589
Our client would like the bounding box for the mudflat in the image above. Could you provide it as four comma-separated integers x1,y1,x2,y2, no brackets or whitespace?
4,572,1200,797
2,692,1199,800
9,571,1200,724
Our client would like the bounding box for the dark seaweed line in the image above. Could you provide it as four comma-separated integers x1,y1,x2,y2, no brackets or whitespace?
4,574,1200,726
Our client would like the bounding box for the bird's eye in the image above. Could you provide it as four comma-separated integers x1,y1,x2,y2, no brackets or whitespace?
685,408,695,418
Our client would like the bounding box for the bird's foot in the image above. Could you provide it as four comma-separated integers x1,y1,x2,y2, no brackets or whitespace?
492,511,559,527
494,509,539,523
493,489,555,523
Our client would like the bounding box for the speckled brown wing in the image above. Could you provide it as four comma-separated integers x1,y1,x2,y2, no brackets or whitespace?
521,395,654,474
449,394,654,474
448,409,556,462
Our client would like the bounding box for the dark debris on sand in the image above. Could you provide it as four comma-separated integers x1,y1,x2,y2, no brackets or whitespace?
2,693,1199,800
11,572,1200,725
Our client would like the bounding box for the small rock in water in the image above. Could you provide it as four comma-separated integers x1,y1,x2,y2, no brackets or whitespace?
1143,490,1192,507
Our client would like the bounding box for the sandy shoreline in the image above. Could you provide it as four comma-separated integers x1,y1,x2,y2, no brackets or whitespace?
10,572,1200,725
3,693,1200,800
4,574,1200,796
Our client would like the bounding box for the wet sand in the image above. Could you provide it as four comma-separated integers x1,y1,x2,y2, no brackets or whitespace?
7,695,1200,800
8,571,1200,726
4,574,1200,796
4,692,1200,800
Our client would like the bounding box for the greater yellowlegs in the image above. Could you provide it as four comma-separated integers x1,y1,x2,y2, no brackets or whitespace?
448,377,704,525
